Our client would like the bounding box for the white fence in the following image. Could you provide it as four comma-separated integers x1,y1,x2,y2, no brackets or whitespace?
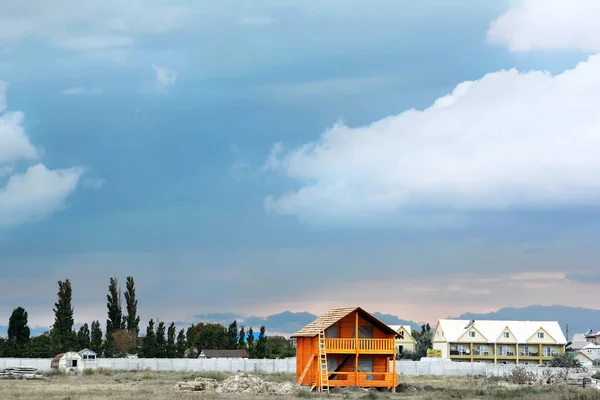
0,358,595,377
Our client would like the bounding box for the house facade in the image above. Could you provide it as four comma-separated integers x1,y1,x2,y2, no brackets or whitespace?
432,319,566,365
581,342,600,361
585,330,600,345
291,307,399,392
388,325,416,356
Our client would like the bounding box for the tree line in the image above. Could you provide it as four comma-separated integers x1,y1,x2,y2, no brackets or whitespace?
0,277,295,359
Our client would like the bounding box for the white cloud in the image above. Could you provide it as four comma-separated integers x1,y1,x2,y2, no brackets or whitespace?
0,0,188,51
487,0,600,52
61,86,103,95
0,80,84,228
0,81,6,112
153,65,177,91
264,55,600,221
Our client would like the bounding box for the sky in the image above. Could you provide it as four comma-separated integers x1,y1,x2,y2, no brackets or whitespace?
1,0,600,334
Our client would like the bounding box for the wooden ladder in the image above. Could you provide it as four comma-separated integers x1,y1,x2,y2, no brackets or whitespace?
318,330,330,393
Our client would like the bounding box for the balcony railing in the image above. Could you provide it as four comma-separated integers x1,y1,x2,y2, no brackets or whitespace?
326,372,396,387
520,352,539,357
450,350,471,356
324,338,395,354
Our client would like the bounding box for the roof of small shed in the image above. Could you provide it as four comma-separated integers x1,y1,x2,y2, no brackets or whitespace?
290,306,399,338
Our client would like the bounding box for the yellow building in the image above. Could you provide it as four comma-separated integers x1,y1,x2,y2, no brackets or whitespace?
388,325,416,356
432,319,566,365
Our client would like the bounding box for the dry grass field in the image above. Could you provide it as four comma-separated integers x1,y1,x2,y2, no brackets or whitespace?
1,371,600,400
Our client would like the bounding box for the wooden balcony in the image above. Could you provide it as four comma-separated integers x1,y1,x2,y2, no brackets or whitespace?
325,338,395,354
327,372,396,387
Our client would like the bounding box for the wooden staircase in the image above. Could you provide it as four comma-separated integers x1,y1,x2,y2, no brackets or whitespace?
318,330,330,393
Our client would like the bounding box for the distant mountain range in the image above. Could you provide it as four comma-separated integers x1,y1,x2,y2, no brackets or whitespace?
2,305,598,339
453,305,600,340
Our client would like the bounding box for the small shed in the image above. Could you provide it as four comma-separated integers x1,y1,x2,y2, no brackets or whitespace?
51,352,85,375
78,348,97,362
199,349,249,359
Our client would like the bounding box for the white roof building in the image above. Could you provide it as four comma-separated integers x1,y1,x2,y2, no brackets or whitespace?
388,325,412,336
434,319,567,344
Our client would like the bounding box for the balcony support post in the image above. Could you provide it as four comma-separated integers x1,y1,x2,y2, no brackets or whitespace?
355,312,359,387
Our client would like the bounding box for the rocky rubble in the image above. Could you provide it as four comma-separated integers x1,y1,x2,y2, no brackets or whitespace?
175,373,306,395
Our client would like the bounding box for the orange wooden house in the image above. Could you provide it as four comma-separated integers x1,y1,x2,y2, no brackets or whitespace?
291,307,399,392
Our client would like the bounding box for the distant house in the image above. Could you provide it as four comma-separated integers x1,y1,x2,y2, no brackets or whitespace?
432,319,567,365
78,349,97,363
584,330,600,345
51,352,85,375
198,349,249,359
388,325,416,356
581,342,600,361
570,333,590,351
572,351,594,367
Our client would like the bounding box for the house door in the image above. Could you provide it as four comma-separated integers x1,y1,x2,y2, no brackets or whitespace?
358,357,374,380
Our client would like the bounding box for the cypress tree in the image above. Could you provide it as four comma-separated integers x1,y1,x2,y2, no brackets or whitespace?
176,329,186,358
51,279,76,353
166,323,176,358
156,321,166,358
227,320,238,349
7,307,30,357
141,319,157,358
77,323,91,350
90,320,103,354
124,277,140,336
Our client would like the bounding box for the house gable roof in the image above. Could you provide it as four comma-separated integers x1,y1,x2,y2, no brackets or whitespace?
291,306,399,338
435,319,567,344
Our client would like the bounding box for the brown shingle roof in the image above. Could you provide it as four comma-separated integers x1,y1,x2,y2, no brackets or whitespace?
290,306,399,338
201,349,249,358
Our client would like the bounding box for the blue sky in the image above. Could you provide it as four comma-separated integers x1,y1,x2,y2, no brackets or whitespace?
1,0,600,332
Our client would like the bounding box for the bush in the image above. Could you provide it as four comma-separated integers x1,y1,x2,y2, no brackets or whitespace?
549,354,583,369
507,366,536,385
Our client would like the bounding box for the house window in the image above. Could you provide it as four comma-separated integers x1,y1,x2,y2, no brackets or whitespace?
457,345,466,355
544,347,554,357
522,347,530,356
504,332,510,338
538,332,544,339
67,359,78,368
478,345,489,356
469,331,475,338
500,346,509,356
399,331,404,340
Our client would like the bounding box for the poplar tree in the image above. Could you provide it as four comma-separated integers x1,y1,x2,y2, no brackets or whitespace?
166,323,177,358
51,279,76,353
7,307,30,356
90,320,103,354
238,326,246,351
106,277,122,333
255,326,267,358
176,329,186,357
141,319,157,358
227,320,238,349
124,277,140,335
77,323,91,350
247,327,255,357
156,321,166,358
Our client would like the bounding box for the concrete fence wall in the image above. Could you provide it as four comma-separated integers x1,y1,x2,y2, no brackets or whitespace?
0,357,594,377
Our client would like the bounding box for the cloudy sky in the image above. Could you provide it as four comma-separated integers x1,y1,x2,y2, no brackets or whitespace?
1,0,600,332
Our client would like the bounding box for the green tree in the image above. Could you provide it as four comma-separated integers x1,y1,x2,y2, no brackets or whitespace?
90,320,103,354
227,320,238,349
6,307,31,357
187,323,228,351
255,326,267,358
124,276,140,336
549,353,582,368
51,279,76,353
247,327,255,357
266,336,295,359
24,332,53,358
176,329,186,357
103,321,115,358
141,319,157,358
156,321,166,358
411,324,433,359
238,326,246,351
77,323,91,350
166,323,177,358
106,277,122,333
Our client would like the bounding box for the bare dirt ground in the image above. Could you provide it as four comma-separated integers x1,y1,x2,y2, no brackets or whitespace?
1,370,599,400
